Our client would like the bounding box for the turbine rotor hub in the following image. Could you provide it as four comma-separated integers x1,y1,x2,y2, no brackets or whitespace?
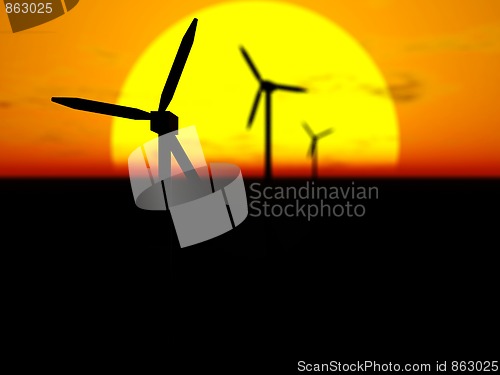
261,81,275,92
150,111,179,136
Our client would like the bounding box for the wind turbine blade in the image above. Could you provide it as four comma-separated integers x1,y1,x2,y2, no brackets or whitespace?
311,140,317,157
240,47,261,81
158,18,198,112
248,88,262,128
316,128,334,139
308,140,317,157
273,83,306,92
302,122,314,137
51,97,150,120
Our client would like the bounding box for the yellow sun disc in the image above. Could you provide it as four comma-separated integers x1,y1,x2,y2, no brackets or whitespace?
112,1,399,177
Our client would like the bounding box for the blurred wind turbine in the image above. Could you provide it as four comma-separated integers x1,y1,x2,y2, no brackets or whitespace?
240,46,307,180
303,122,334,179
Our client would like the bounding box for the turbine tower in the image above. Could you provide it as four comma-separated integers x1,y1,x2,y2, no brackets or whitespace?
240,46,306,180
303,122,333,179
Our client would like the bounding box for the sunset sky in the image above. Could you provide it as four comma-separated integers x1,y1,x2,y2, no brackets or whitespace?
1,0,500,177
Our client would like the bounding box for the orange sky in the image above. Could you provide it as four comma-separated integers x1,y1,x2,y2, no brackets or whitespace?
1,0,500,177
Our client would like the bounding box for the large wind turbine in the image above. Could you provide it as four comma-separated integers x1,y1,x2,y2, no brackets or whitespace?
303,122,334,179
52,18,199,183
240,46,306,180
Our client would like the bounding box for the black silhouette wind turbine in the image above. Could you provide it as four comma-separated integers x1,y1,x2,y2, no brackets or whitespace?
303,122,333,179
52,18,199,183
240,47,306,180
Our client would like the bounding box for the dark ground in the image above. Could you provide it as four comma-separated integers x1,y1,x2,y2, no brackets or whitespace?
2,178,498,370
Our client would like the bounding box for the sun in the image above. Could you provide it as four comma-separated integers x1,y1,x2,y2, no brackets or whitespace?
111,1,399,177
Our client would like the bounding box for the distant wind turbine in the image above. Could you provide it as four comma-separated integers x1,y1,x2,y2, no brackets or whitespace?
240,46,307,180
303,122,334,179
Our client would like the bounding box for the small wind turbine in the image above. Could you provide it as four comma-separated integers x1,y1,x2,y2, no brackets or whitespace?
240,46,306,180
303,122,334,179
52,18,200,184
